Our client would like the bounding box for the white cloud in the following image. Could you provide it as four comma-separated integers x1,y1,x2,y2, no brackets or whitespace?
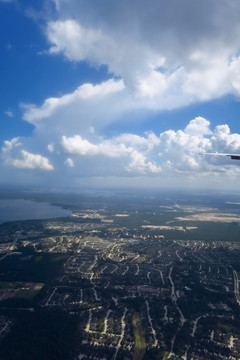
61,135,128,158
5,1,240,189
64,158,74,167
185,117,212,136
2,139,53,171
2,117,240,188
22,79,125,129
61,133,162,174
62,135,98,156
211,125,240,153
12,150,54,170
127,149,162,174
115,133,160,150
57,117,240,176
47,143,54,152
42,1,240,107
2,137,21,152
58,117,240,176
47,20,114,63
4,110,14,118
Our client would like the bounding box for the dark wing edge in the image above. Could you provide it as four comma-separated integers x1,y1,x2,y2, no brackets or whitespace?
200,152,240,160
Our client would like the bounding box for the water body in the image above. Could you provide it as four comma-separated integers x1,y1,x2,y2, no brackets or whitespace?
0,199,71,224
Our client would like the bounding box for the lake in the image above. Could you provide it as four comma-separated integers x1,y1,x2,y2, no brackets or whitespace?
0,199,72,224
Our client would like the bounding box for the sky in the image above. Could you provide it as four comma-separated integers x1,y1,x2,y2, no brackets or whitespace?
2,0,240,191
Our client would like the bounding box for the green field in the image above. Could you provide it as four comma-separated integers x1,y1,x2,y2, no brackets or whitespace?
0,282,45,308
3,282,44,300
132,312,146,360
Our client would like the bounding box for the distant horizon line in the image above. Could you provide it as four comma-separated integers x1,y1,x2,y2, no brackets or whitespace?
0,186,240,196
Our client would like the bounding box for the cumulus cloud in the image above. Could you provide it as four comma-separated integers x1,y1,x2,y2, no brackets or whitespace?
185,117,212,136
2,139,54,171
61,134,161,174
43,0,240,105
127,149,162,174
2,117,240,187
20,0,240,138
47,20,114,64
46,19,237,104
49,117,238,178
21,79,128,143
47,143,54,152
211,125,240,153
12,150,54,170
22,79,124,125
115,133,160,150
57,117,240,177
61,135,127,158
46,18,165,96
2,137,21,152
64,158,74,167
3,1,240,189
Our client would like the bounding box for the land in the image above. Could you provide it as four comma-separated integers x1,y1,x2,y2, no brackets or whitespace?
0,190,239,359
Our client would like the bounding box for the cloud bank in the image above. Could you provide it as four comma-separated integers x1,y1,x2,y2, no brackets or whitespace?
45,0,240,108
2,116,240,188
2,0,240,189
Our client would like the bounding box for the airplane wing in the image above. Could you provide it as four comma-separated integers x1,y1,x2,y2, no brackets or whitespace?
201,152,240,160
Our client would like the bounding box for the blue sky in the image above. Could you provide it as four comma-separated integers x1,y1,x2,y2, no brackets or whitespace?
2,0,240,190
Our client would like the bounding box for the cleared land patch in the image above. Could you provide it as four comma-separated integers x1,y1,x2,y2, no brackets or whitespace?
176,212,240,223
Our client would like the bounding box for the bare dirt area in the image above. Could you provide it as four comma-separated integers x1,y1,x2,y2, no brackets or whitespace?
176,212,240,223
